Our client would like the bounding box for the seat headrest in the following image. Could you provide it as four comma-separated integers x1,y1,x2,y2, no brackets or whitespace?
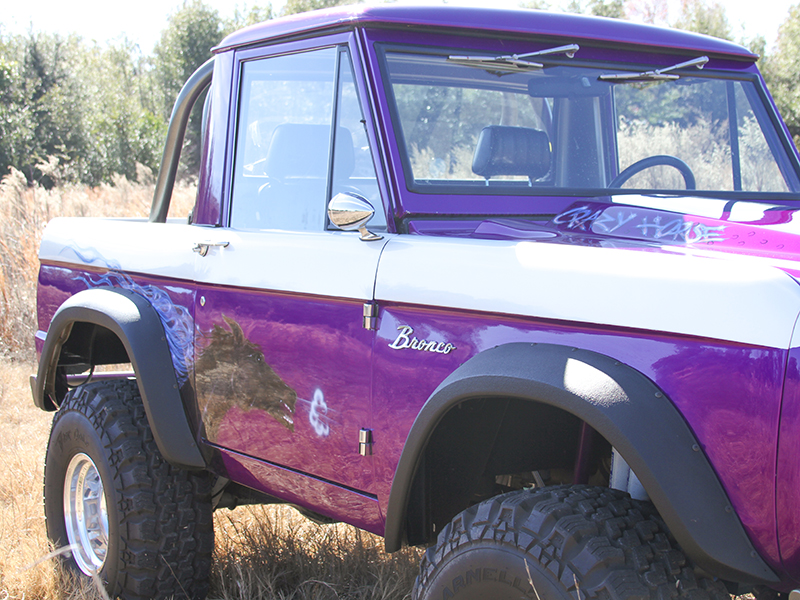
264,124,355,179
472,125,551,179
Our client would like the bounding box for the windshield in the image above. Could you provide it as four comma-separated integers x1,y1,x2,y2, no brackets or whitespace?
381,48,799,197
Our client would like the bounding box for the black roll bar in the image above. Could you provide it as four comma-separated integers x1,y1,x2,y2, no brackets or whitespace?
149,58,215,223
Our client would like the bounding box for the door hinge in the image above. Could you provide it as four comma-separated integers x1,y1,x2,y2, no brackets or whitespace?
363,302,379,330
359,428,374,456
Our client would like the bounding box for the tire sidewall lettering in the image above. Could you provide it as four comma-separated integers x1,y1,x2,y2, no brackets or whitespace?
439,567,537,599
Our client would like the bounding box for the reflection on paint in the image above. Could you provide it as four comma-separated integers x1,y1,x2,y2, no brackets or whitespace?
196,316,297,437
66,245,194,386
309,388,330,437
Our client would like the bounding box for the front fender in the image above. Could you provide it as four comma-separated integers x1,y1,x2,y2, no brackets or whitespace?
384,342,778,585
32,287,205,470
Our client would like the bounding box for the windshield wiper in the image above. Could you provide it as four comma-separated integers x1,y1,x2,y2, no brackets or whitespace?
448,44,579,74
599,56,709,82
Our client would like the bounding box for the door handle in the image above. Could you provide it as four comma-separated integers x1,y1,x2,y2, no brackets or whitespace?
192,241,229,257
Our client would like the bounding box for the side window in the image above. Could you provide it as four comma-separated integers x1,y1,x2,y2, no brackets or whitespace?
231,48,337,230
734,82,790,192
331,51,386,228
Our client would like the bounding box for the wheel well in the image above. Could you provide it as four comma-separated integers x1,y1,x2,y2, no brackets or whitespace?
33,288,206,469
49,322,132,406
405,396,611,545
388,342,778,585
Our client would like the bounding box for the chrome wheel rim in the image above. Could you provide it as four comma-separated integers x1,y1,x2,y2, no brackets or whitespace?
63,452,109,574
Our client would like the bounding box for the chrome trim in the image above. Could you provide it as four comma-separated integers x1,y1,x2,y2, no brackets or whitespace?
363,302,379,330
63,452,109,575
359,428,374,456
388,325,456,355
192,240,230,257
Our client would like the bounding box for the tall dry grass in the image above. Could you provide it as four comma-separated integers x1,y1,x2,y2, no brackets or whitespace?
0,360,419,600
0,162,196,360
0,165,420,599
616,116,789,192
0,366,419,600
212,509,420,600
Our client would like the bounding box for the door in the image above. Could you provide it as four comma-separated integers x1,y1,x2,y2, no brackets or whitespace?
193,40,387,494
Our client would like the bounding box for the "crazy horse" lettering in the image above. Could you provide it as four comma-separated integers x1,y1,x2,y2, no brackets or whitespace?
389,325,456,355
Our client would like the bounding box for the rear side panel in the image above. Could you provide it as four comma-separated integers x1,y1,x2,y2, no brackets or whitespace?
371,303,786,570
776,332,800,580
372,233,797,578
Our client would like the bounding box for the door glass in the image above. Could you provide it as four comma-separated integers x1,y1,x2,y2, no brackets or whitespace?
231,47,337,230
331,52,385,227
734,82,790,192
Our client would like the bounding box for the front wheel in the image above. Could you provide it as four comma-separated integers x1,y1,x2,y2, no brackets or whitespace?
44,379,213,600
413,485,729,600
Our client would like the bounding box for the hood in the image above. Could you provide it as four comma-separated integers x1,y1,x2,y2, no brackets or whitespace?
446,195,800,278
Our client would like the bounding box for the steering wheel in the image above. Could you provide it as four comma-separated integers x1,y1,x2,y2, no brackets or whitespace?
609,155,696,189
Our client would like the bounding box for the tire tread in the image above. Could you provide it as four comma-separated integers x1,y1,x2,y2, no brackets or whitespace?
47,379,213,600
413,486,729,600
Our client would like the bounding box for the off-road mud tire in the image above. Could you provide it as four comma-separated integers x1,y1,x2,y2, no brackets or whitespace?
44,379,213,600
413,485,730,600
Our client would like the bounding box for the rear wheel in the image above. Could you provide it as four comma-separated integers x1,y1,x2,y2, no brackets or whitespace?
44,379,213,600
413,485,729,600
62,451,110,573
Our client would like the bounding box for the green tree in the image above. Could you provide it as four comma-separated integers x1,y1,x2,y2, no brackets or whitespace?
0,40,27,180
560,0,626,18
0,29,169,187
763,4,800,143
225,3,274,30
154,0,224,176
748,34,767,60
0,1,272,187
588,0,626,18
0,32,87,186
281,0,358,17
673,0,732,40
76,40,166,183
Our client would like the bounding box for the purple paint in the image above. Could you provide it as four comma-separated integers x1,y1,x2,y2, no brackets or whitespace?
216,446,384,534
777,346,800,581
193,52,234,226
218,6,756,60
194,285,375,493
371,305,786,573
549,201,800,260
33,6,800,593
38,259,793,574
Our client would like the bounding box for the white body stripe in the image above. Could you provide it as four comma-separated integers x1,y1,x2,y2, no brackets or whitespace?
375,236,800,350
40,218,199,282
40,218,800,349
39,218,387,301
192,229,387,300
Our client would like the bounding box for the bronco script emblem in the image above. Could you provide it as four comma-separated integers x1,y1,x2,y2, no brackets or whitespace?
389,325,456,354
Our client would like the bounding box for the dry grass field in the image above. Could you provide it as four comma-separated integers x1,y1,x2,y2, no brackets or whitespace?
0,167,420,599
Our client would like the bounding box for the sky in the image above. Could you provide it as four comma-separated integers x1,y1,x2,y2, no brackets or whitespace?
1,0,796,55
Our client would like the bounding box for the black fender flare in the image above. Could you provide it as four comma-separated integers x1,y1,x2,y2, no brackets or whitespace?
384,342,778,585
32,287,206,470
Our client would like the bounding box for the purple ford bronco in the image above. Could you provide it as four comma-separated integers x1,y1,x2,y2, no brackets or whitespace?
31,5,800,600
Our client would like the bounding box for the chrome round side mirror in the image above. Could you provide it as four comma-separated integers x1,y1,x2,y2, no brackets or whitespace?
327,192,383,241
